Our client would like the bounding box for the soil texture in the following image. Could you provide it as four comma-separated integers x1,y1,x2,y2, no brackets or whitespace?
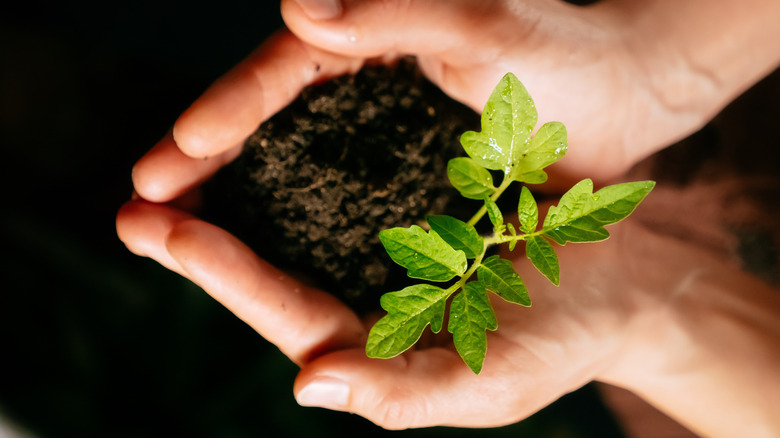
205,59,480,310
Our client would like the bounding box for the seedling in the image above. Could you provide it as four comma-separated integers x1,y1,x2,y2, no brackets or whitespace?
365,73,655,373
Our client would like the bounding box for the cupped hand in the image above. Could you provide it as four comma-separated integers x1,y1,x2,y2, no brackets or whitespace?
282,0,651,185
133,0,704,205
132,30,365,204
121,0,780,433
117,191,780,435
121,4,651,426
117,196,654,429
281,0,741,185
134,0,778,204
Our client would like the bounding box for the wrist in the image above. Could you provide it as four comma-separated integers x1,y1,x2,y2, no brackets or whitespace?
597,223,780,438
593,0,780,162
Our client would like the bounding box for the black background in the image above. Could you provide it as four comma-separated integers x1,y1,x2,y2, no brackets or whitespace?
0,2,623,436
7,1,775,437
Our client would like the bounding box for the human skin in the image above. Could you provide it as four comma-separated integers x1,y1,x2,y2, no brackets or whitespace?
116,189,780,435
119,0,780,435
142,0,780,195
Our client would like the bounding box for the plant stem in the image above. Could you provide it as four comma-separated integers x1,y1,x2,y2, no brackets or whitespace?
453,226,546,292
447,241,488,297
466,175,514,227
457,174,547,296
450,222,545,295
484,228,543,247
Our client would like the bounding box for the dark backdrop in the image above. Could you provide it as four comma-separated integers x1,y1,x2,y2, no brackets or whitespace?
0,2,722,437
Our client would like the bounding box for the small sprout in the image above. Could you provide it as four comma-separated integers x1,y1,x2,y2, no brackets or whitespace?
366,73,655,373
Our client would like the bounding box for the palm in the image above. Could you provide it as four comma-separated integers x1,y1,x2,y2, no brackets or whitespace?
118,193,654,429
120,0,780,434
280,0,686,185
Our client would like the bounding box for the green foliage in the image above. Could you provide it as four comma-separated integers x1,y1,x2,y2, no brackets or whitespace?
427,215,483,259
447,157,495,200
484,197,504,232
367,72,654,373
379,225,467,281
525,236,560,286
448,281,496,374
477,255,531,306
460,73,537,174
517,186,539,234
543,179,656,244
366,284,449,359
511,121,567,183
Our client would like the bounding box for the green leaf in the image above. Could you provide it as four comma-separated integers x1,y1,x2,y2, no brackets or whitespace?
447,157,495,200
448,282,497,374
460,73,537,173
379,225,467,281
484,197,504,231
513,170,548,184
526,236,559,286
506,223,518,251
427,215,484,259
517,186,538,234
366,284,450,359
543,179,656,244
510,121,567,182
477,255,531,306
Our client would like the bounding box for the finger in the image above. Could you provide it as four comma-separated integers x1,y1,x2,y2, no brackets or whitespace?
132,132,241,203
281,0,501,60
116,200,193,276
280,0,548,110
293,341,587,429
173,29,364,159
165,218,366,366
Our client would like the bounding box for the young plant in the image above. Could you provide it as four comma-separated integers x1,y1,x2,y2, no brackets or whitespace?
365,72,655,374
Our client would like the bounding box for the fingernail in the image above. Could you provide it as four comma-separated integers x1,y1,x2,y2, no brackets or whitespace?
293,0,342,21
297,378,350,409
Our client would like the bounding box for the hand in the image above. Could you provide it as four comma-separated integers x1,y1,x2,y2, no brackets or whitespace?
132,0,780,205
133,0,780,205
120,0,780,433
283,0,780,185
117,191,780,435
116,196,643,429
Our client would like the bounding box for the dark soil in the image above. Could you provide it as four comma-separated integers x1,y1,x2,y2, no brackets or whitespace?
204,58,479,310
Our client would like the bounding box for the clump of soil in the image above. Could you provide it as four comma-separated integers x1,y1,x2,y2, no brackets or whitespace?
204,58,479,310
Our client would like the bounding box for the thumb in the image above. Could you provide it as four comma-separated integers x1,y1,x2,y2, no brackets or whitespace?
281,0,497,58
281,0,528,110
293,344,589,430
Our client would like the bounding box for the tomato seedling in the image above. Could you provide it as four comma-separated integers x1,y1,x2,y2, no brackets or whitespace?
366,73,655,373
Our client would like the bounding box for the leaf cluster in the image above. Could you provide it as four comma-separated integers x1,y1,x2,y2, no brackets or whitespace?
366,73,655,373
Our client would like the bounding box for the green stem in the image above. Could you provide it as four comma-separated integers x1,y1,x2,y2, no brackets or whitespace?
484,228,544,246
449,226,546,297
456,174,545,297
448,224,543,294
445,239,490,299
466,175,514,227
